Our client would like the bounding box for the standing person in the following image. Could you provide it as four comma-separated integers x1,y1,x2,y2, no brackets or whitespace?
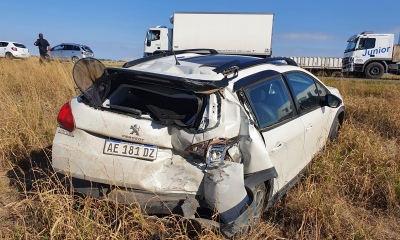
34,33,50,63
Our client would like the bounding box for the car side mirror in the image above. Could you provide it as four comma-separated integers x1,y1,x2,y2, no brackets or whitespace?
322,94,342,108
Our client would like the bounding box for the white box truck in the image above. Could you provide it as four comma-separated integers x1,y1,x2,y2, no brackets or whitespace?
342,31,400,78
144,12,274,58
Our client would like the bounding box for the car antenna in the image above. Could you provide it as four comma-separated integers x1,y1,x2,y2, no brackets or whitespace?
167,33,180,65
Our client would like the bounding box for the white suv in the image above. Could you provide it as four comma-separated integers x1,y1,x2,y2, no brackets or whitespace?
0,41,30,59
52,50,345,237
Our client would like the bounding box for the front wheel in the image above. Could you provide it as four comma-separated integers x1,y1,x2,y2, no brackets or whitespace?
329,117,341,142
365,62,384,79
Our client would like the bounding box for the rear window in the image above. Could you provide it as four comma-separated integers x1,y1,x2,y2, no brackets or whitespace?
81,46,93,52
103,82,206,128
13,43,26,48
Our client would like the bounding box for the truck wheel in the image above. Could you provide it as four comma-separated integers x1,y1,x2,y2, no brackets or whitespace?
365,62,384,79
331,71,343,78
316,70,328,77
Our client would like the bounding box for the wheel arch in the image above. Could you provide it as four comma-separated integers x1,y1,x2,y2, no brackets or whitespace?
244,167,277,207
361,59,388,73
5,51,14,58
328,106,345,142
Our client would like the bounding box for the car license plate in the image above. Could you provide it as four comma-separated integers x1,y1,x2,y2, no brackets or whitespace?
103,140,158,160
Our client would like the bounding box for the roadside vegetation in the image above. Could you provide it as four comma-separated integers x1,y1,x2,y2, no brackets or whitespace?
0,58,399,239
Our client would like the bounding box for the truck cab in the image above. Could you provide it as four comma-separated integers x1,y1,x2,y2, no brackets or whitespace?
144,26,172,57
342,31,396,79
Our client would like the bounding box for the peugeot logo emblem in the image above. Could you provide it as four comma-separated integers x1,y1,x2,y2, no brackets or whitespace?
130,124,140,136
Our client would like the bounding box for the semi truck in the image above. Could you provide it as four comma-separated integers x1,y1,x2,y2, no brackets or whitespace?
342,31,400,79
144,12,274,58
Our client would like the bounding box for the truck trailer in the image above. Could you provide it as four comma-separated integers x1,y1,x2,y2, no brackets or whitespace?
285,56,343,77
342,31,400,79
144,12,274,58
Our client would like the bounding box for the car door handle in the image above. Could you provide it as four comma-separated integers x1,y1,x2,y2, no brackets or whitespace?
272,141,285,152
306,124,313,131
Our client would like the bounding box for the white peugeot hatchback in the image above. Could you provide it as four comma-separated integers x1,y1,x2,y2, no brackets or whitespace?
52,50,345,237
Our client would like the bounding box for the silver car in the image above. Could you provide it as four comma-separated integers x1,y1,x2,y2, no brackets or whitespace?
52,51,345,237
49,43,94,63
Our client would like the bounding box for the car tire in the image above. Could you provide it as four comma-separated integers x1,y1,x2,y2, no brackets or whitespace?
45,54,51,63
233,183,266,237
328,117,341,142
365,62,384,79
5,52,13,60
72,56,79,63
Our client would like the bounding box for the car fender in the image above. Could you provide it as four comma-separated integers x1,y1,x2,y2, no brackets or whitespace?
239,122,275,174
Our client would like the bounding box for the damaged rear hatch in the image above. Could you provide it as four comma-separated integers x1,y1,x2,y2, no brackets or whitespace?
52,57,228,194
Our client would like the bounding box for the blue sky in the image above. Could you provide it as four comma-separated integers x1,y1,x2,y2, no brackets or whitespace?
1,0,399,61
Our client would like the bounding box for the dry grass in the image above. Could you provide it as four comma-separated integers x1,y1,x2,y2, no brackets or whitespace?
0,59,399,239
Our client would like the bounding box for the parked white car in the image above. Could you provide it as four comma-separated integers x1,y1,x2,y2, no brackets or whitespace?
0,41,30,59
52,50,345,237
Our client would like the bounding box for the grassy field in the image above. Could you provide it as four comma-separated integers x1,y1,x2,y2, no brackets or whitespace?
0,58,399,239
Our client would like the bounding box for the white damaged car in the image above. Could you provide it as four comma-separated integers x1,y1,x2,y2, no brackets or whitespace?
52,50,345,237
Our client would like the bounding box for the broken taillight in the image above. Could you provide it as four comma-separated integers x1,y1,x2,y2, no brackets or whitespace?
57,102,75,132
11,47,17,51
185,135,250,165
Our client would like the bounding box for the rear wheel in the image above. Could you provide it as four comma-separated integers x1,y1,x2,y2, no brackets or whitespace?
232,183,266,237
72,56,79,63
316,70,328,77
331,71,343,78
5,52,13,60
365,62,384,79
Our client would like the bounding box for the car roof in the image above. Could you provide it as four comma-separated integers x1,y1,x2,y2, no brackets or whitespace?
0,41,23,44
105,49,300,93
122,50,297,78
60,43,87,46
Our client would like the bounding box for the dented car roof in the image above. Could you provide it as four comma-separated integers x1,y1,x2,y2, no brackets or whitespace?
106,51,298,93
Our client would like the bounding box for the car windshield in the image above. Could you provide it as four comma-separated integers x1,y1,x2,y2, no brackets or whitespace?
81,46,93,52
14,43,26,48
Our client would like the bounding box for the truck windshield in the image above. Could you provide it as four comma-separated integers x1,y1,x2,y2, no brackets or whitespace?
345,38,358,53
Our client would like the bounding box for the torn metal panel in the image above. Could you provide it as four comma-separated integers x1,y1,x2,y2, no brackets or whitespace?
204,162,249,224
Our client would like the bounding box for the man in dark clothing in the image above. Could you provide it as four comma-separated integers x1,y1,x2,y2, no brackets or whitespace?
34,33,50,63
